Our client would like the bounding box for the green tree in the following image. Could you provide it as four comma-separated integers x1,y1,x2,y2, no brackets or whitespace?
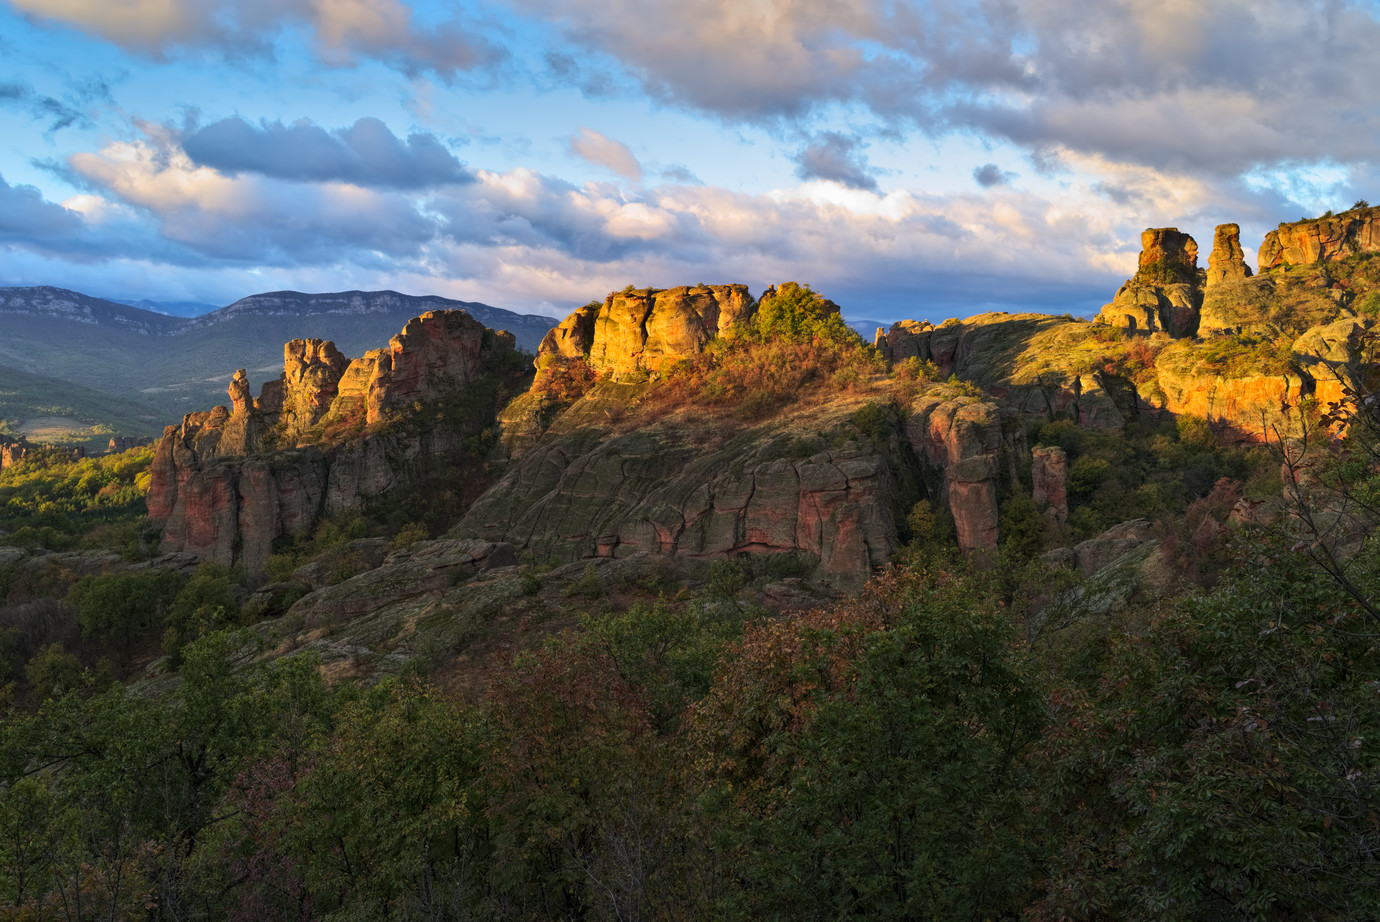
691,563,1045,920
66,569,184,661
754,282,855,345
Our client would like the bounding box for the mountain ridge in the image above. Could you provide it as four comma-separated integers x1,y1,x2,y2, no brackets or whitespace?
0,285,559,432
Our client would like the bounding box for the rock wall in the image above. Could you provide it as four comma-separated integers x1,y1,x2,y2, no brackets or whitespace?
148,310,514,576
1258,207,1380,269
455,385,906,586
904,391,1023,553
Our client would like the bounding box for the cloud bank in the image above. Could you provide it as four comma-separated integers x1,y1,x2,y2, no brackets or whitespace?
181,117,472,189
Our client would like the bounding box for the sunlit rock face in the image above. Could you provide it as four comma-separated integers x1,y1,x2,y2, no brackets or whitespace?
1258,207,1380,269
1205,223,1253,287
1097,227,1203,338
536,284,757,380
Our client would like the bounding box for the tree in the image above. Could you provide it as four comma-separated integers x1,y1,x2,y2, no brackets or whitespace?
690,563,1045,920
66,570,184,661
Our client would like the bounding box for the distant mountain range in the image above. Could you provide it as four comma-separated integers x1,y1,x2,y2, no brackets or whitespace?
0,286,558,445
111,297,223,318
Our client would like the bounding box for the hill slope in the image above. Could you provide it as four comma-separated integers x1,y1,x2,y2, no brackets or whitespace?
0,361,166,447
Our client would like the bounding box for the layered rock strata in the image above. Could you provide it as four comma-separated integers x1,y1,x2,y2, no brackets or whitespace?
455,386,905,586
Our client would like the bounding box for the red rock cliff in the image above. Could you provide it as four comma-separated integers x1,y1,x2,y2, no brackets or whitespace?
148,310,512,577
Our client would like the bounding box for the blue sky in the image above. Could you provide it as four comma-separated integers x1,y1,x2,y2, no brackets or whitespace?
2,0,1378,323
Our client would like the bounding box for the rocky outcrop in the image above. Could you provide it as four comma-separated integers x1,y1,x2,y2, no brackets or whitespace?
107,436,156,453
1043,519,1155,577
455,384,907,586
1258,207,1380,269
1138,228,1199,277
1205,223,1253,286
288,538,518,625
904,391,1023,553
0,435,28,470
280,340,350,441
148,310,519,577
1031,446,1068,527
1097,228,1203,337
880,313,1132,432
1149,359,1311,442
1292,317,1370,412
537,285,756,380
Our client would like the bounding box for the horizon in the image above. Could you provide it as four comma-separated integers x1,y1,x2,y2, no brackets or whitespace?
2,0,1377,324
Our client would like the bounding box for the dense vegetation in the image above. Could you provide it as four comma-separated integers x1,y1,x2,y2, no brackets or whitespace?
2,496,1377,920
0,447,155,553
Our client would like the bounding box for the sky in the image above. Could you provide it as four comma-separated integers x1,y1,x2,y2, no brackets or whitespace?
1,0,1378,324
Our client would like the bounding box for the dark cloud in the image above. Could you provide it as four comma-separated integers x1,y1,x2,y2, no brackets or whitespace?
794,133,878,191
0,174,83,240
0,79,94,136
181,116,473,189
973,163,1015,188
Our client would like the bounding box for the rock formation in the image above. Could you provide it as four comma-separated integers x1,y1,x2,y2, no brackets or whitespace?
454,385,905,586
148,310,519,577
1031,446,1068,527
0,435,29,470
904,390,1022,553
1205,223,1253,286
537,285,757,380
880,313,1132,432
1258,207,1380,269
1097,228,1203,337
107,436,156,452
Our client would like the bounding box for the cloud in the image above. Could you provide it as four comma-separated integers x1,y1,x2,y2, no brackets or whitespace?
567,128,643,182
0,173,83,240
0,79,96,135
794,133,878,191
8,111,1338,322
516,0,1380,178
180,116,472,189
9,0,500,77
67,124,439,265
660,165,701,184
973,164,1015,188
